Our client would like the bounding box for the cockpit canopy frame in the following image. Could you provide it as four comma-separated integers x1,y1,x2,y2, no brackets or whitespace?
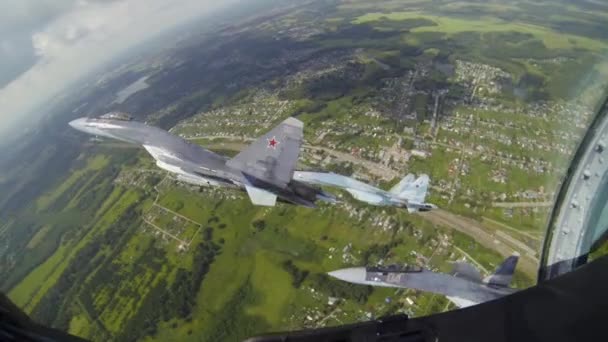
100,111,133,121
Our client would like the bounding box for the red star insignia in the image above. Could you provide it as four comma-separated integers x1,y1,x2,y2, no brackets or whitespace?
267,136,279,149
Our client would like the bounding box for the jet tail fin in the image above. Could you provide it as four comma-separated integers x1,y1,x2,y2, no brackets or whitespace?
398,174,430,203
226,117,303,187
389,174,415,195
484,254,519,287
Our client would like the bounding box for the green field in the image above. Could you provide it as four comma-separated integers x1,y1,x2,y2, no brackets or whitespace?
8,187,143,312
5,147,519,341
35,155,110,211
353,11,606,50
145,187,512,341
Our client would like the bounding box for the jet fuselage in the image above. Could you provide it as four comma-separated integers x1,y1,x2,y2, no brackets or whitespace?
70,117,240,186
292,171,437,212
69,116,329,207
328,266,517,307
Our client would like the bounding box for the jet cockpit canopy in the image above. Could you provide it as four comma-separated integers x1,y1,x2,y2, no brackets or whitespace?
100,111,132,121
367,264,424,274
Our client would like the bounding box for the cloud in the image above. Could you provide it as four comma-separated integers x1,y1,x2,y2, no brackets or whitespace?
31,1,131,58
0,0,231,133
0,1,77,35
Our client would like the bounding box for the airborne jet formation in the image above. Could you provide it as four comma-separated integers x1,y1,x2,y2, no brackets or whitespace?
69,112,336,207
293,171,437,212
70,112,511,309
70,112,438,212
328,254,520,308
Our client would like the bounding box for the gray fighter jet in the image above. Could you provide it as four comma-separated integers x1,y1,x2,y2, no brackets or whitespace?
327,255,519,308
293,171,437,212
69,112,336,207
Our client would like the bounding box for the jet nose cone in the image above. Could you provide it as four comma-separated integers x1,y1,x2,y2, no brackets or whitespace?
69,118,86,129
327,267,366,284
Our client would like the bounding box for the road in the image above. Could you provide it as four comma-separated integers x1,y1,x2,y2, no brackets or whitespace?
482,217,542,241
143,218,188,246
302,145,400,180
191,136,400,180
453,246,489,274
153,203,202,228
315,306,343,327
186,132,536,177
420,210,538,279
153,203,204,245
492,202,552,208
494,230,537,257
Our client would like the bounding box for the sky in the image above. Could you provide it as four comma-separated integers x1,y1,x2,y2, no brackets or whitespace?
0,0,232,136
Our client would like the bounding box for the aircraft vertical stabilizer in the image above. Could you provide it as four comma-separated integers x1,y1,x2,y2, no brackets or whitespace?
389,174,415,195
484,254,519,287
226,117,303,187
399,174,430,203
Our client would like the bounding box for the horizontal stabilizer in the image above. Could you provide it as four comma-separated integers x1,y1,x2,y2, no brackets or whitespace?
484,254,519,287
451,262,482,282
446,296,479,308
245,186,277,206
227,117,303,187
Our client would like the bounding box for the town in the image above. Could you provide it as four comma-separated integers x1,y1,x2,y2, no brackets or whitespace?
169,54,592,236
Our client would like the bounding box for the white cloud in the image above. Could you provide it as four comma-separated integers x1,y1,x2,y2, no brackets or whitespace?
0,0,232,132
32,1,131,58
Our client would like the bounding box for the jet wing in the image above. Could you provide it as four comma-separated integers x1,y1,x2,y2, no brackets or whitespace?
227,117,303,188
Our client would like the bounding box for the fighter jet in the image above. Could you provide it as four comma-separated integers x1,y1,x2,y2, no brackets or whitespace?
327,255,520,308
293,171,437,212
69,112,336,207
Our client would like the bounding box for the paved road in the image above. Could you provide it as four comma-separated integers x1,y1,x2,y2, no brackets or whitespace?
420,210,538,279
482,217,542,241
492,202,552,208
302,145,400,180
494,230,538,257
196,138,400,180
188,133,530,179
